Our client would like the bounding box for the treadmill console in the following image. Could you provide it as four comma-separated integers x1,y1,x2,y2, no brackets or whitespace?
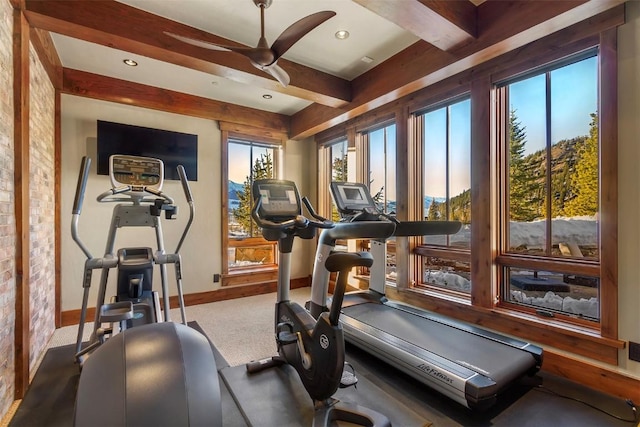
330,181,380,220
109,155,164,191
252,179,301,220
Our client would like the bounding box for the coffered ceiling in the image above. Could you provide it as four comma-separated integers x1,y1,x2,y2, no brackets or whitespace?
21,0,625,139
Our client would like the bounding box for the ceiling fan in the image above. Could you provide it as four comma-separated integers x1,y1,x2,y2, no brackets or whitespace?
165,0,336,87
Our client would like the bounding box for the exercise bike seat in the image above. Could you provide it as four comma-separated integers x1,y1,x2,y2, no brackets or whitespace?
74,322,222,427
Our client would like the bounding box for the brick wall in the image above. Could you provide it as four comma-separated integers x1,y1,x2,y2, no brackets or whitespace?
28,44,55,374
0,0,15,420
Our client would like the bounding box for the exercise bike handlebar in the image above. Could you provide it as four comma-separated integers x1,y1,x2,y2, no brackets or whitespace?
251,196,333,231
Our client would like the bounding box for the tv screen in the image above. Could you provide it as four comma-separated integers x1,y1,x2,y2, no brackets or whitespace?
97,120,198,181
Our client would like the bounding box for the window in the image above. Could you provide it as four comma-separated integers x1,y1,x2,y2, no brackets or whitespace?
414,98,472,293
496,53,601,321
363,122,397,281
318,138,354,220
221,124,284,285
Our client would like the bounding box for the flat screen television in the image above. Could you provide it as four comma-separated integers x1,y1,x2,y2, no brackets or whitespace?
97,120,198,181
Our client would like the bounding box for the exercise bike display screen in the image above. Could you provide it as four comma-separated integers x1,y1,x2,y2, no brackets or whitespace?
109,155,164,191
253,180,300,219
330,182,375,215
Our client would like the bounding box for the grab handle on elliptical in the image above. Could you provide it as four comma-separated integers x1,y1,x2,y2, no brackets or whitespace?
177,165,194,203
72,157,93,259
73,157,91,215
175,165,195,254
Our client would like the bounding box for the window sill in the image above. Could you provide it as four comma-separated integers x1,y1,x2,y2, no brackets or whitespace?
385,286,625,365
222,265,278,287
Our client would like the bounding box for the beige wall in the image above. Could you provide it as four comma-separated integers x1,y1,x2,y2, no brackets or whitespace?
617,0,640,376
60,95,315,312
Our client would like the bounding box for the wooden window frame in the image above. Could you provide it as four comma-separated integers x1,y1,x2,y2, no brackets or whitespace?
319,23,624,364
411,95,472,294
220,122,286,287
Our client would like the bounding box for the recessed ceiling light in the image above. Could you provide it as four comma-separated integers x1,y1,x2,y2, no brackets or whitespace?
335,30,349,40
123,59,138,67
361,56,374,64
262,94,273,99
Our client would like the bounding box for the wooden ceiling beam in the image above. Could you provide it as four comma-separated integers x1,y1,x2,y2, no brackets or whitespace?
290,0,624,140
353,0,477,51
23,0,351,108
62,68,290,133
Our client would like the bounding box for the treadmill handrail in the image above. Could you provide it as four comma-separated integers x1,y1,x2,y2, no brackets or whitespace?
318,221,396,245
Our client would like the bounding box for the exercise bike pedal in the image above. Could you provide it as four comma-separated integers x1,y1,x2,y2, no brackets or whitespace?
340,362,358,388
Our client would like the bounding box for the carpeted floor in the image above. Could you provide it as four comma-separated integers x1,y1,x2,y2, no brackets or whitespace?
8,287,639,427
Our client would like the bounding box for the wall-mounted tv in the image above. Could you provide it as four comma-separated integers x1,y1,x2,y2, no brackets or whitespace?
97,120,198,181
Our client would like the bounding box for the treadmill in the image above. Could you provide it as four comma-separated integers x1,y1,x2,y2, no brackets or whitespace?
308,182,543,411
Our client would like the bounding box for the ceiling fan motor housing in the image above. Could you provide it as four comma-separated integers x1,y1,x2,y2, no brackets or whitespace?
253,0,273,9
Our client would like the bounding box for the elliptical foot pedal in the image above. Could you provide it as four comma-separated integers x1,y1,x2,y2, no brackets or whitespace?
276,321,297,345
340,362,358,388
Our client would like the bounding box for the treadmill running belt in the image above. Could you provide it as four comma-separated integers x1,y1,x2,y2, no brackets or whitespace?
341,303,535,386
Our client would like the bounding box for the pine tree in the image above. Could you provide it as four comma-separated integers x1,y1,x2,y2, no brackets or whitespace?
427,198,441,220
508,110,538,221
564,113,599,216
233,153,273,236
331,154,348,221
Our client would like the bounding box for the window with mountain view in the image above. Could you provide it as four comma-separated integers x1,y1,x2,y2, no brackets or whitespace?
226,138,279,271
497,52,601,321
416,97,472,293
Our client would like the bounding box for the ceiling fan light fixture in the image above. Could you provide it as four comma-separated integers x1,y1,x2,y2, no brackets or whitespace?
123,58,138,67
335,30,350,40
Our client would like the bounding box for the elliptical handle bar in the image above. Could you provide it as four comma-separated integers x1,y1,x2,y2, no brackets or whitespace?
175,165,195,254
71,157,93,259
177,165,194,203
72,157,91,215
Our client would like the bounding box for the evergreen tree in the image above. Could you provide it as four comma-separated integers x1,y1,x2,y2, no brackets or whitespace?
331,154,348,221
427,198,441,220
508,110,538,221
565,113,599,216
233,153,273,236
332,154,348,182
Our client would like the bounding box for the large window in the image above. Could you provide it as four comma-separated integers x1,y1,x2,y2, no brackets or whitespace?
415,98,472,293
496,52,601,321
221,126,283,284
363,123,397,281
314,27,619,362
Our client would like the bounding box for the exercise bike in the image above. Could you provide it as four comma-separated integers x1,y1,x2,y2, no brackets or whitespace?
72,154,194,364
246,179,391,427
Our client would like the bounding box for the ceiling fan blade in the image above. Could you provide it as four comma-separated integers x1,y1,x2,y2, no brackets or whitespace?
270,11,336,60
164,31,254,55
253,61,290,87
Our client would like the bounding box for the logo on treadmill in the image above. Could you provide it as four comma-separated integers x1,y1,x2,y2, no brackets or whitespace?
319,334,329,349
417,364,454,385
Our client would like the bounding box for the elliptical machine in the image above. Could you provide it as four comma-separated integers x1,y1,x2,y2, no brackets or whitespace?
72,154,194,364
246,179,391,427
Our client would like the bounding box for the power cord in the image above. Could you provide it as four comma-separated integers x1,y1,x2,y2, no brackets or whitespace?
534,384,639,423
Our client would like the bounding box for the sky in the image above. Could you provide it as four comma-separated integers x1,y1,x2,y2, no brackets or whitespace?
509,55,597,155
